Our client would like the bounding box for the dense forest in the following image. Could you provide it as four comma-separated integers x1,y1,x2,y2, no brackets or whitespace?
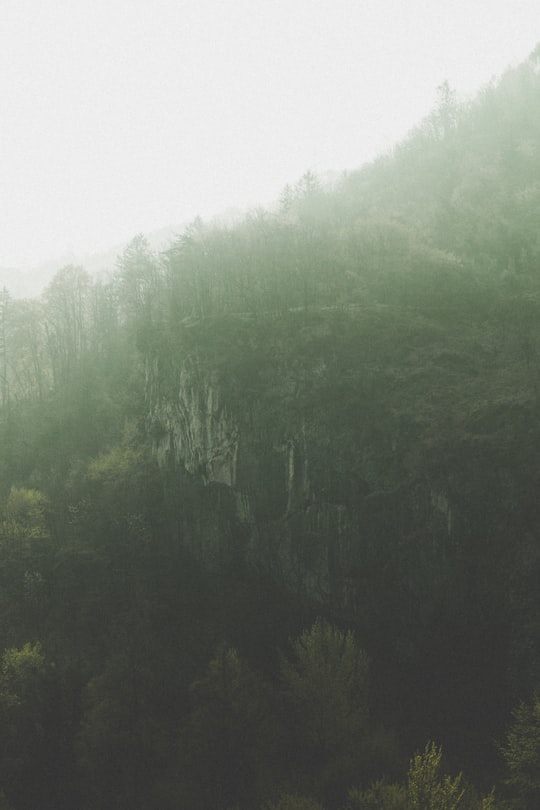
1,47,540,809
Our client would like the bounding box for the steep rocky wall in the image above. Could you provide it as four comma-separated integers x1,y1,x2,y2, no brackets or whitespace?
145,304,540,640
145,310,471,609
149,356,240,487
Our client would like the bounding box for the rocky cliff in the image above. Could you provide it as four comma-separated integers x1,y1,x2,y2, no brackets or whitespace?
144,303,531,617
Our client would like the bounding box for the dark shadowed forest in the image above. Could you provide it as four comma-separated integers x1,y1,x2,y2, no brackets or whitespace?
1,47,540,810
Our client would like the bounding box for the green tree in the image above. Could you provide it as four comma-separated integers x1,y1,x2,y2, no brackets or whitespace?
280,618,370,755
76,652,164,810
116,234,162,335
0,294,48,405
280,618,370,803
407,742,464,810
182,645,280,809
0,643,59,810
501,692,540,805
0,488,51,645
44,265,91,389
1,486,49,543
347,768,495,810
347,778,407,809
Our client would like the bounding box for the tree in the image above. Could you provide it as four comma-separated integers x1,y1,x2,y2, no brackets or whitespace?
116,235,163,343
280,619,370,803
0,643,58,810
181,644,280,809
347,778,407,810
280,618,370,755
407,742,464,810
347,754,495,810
0,488,50,644
429,81,459,141
44,265,91,388
76,652,164,810
1,487,50,543
4,298,49,402
501,693,540,805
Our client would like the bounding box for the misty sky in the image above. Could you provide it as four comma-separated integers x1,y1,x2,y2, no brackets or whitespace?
0,0,538,269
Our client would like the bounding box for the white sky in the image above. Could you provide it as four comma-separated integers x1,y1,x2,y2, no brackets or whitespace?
0,0,538,268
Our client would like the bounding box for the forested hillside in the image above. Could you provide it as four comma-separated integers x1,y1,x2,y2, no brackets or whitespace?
1,48,540,809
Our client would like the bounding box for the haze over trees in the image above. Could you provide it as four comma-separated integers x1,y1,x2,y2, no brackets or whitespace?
1,48,540,809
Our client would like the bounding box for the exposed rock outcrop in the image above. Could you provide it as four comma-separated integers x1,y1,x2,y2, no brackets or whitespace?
145,311,467,609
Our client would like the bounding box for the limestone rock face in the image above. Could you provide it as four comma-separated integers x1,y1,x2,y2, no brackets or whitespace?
147,345,361,601
145,309,523,609
148,355,238,486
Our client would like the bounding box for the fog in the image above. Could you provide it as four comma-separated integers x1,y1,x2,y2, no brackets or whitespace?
0,0,537,271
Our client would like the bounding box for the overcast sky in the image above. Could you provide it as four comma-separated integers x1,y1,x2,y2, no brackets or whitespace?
0,0,538,269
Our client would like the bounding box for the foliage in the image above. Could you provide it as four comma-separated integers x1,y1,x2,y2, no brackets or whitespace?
347,747,497,810
407,742,464,810
347,778,407,809
0,643,60,810
0,487,49,543
280,618,370,753
181,644,282,809
501,692,540,804
76,653,165,810
279,618,371,804
0,641,48,705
